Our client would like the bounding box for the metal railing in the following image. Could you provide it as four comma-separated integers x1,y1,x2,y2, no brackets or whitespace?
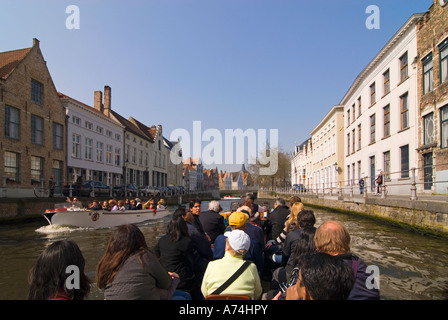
265,162,448,200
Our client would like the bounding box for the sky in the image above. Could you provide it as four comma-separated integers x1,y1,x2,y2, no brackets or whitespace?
1,0,433,172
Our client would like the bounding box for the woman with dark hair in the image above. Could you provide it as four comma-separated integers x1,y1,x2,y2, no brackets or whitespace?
154,208,200,298
28,239,90,300
96,224,185,300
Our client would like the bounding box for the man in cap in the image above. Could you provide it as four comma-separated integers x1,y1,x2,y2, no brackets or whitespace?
201,229,262,300
212,211,264,273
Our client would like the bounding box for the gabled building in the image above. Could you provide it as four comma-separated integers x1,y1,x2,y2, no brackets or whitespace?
416,0,448,194
0,39,66,197
59,91,124,186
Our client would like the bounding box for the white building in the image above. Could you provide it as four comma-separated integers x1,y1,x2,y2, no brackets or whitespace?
60,90,124,186
310,105,345,191
291,138,312,189
340,14,424,195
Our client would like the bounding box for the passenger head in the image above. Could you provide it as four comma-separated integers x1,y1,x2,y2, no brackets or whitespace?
228,211,249,230
293,252,355,300
314,220,351,255
189,200,201,215
297,209,316,228
286,202,305,230
208,200,222,212
28,239,90,300
289,195,302,207
225,229,250,257
274,198,286,207
167,208,189,242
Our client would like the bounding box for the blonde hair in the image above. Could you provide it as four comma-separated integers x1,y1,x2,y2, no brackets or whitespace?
285,202,304,230
314,220,351,255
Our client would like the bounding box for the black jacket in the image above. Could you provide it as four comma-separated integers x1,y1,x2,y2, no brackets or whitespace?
198,210,226,243
267,205,290,241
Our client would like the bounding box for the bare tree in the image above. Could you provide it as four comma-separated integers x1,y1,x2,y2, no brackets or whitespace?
248,144,291,188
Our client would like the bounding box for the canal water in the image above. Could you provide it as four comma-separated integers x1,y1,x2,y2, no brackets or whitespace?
0,199,447,300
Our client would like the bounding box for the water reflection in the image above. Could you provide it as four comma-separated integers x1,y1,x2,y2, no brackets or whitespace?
0,199,447,300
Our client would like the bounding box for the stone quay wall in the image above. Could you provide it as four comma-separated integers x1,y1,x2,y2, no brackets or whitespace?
258,190,448,237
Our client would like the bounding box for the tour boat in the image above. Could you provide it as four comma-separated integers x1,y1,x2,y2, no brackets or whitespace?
42,202,171,229
223,195,243,199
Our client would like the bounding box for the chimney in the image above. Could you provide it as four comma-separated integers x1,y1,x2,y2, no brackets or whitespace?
94,90,103,113
104,85,111,117
33,38,40,47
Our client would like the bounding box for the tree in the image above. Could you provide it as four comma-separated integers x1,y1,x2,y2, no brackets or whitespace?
247,144,291,188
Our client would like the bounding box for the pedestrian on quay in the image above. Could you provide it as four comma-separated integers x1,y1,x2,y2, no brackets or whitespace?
358,177,365,195
375,170,383,195
28,239,91,300
96,224,189,300
314,220,380,300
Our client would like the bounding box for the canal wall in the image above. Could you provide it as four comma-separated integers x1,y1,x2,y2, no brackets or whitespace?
0,190,220,223
258,190,448,237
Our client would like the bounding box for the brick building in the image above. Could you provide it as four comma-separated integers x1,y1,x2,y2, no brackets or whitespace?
416,0,448,194
0,39,66,197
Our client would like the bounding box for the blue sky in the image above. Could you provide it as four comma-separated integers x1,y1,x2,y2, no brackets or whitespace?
1,0,433,172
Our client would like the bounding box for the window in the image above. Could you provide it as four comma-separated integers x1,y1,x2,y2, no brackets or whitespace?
5,105,20,139
370,114,376,143
383,69,390,95
357,124,361,150
370,82,376,105
383,151,390,180
357,96,362,118
441,105,448,148
423,53,433,94
31,115,43,145
400,52,408,82
400,145,409,178
53,123,63,150
85,138,93,160
72,116,81,126
106,145,113,164
85,121,93,130
352,129,355,154
400,93,409,129
115,147,121,166
4,151,19,182
31,156,43,182
383,105,390,137
96,142,104,162
347,133,350,156
96,126,103,135
440,39,448,84
423,112,435,145
347,109,350,127
352,104,355,123
31,79,43,104
72,134,81,158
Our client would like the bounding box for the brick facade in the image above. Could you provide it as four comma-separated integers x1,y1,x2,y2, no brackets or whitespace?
417,0,448,194
0,39,66,197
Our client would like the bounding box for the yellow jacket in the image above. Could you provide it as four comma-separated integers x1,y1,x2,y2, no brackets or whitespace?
201,251,262,300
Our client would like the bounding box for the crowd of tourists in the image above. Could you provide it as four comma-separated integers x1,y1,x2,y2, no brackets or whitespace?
27,194,380,300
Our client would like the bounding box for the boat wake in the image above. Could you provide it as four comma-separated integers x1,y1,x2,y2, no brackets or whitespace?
35,224,86,234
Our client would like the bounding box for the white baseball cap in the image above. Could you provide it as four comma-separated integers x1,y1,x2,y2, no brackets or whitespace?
225,229,250,252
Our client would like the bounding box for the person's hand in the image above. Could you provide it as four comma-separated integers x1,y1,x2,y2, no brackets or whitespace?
272,291,282,300
168,272,179,279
